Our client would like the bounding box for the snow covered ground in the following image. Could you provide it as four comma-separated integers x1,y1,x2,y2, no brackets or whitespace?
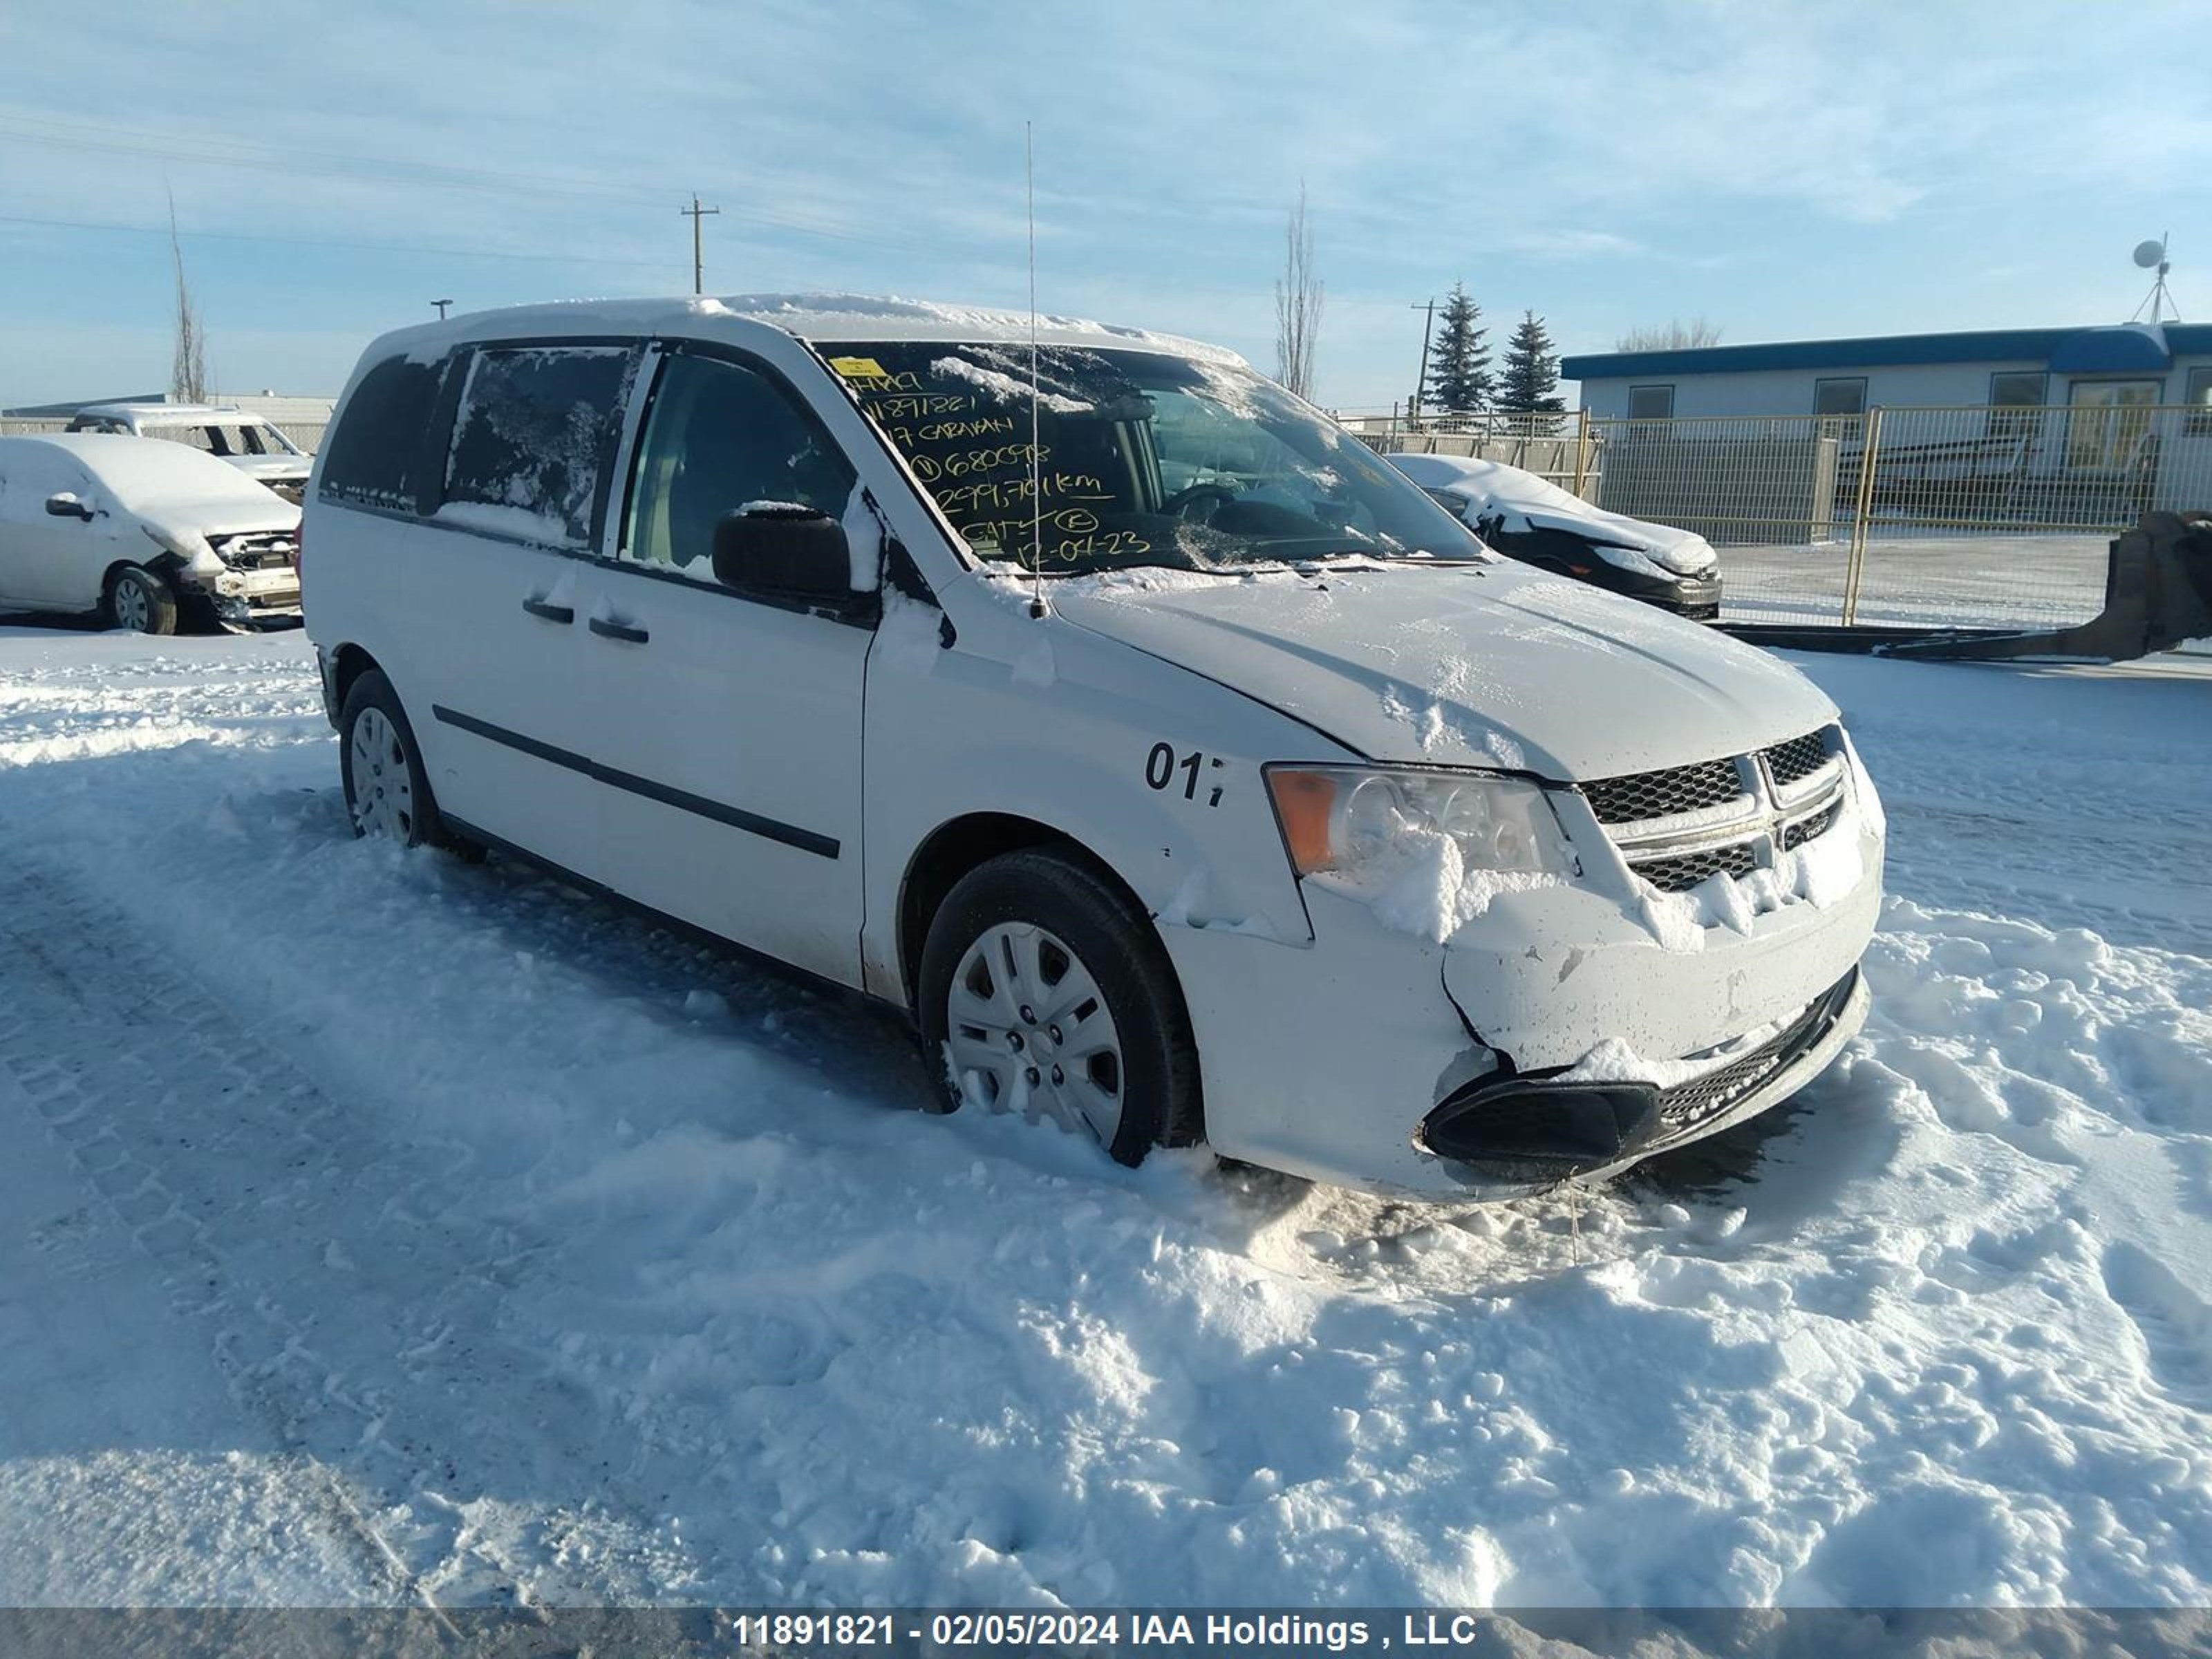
0,622,2209,1612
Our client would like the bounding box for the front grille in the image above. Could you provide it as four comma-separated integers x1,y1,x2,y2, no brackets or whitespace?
1583,757,1742,825
1632,841,1757,893
1656,971,1857,1132
1763,730,1832,789
215,532,298,571
1781,801,1841,851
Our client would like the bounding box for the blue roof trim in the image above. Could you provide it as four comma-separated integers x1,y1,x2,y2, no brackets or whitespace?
1563,323,2212,382
2047,326,2172,373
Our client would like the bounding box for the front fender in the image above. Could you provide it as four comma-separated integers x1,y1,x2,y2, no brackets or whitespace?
861,586,1348,1002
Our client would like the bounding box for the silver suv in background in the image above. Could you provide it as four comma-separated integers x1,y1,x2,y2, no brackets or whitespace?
66,403,315,500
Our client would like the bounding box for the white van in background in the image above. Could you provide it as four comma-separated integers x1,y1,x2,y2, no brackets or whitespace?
303,295,1882,1199
66,402,315,500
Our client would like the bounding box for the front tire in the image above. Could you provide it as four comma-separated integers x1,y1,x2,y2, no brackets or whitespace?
104,565,178,635
339,668,448,850
919,848,1201,1166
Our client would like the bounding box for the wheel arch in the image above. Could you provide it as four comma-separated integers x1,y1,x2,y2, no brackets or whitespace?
326,642,384,715
896,810,1206,1149
897,812,1137,1009
100,557,171,599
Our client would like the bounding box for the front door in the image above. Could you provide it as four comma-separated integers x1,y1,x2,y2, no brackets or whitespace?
577,345,874,988
0,445,109,609
2065,379,2159,471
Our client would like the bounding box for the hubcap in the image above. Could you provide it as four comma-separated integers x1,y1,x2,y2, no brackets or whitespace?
348,708,415,842
945,921,1125,1146
113,577,150,632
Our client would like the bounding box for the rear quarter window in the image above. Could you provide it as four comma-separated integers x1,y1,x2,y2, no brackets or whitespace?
438,345,637,548
319,355,451,512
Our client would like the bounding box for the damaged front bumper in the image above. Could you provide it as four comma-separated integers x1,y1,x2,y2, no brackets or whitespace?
1417,968,1866,1187
1159,819,1881,1201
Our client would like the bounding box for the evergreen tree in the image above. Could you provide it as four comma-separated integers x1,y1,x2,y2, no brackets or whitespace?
1499,310,1564,413
1421,283,1490,415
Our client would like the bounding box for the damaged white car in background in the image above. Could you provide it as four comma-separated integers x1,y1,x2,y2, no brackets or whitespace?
0,434,301,633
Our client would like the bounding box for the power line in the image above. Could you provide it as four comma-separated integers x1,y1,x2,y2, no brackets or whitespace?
0,113,951,256
0,211,678,272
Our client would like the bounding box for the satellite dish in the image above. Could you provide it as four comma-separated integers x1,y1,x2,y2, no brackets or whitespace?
2130,234,2180,323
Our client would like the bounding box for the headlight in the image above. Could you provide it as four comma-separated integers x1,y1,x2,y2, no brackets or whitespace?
1265,765,1577,880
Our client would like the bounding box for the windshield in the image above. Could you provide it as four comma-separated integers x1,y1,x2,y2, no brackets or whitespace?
830,341,1485,576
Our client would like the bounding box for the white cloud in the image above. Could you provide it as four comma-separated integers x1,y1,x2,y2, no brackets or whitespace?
2,0,2206,404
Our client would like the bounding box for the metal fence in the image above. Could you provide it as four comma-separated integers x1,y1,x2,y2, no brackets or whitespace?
1340,409,1593,497
1353,402,2212,630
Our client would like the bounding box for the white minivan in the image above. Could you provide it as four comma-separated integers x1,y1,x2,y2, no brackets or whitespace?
304,295,1882,1199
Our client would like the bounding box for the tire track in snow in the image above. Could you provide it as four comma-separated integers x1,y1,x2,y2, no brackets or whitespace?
0,897,442,1615
0,859,709,1607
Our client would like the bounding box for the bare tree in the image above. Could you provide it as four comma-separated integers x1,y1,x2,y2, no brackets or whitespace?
1615,317,1723,353
1273,183,1324,400
168,190,209,404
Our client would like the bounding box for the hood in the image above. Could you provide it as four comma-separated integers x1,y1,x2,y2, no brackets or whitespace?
222,454,312,482
1388,452,1718,577
1048,563,1833,781
138,499,301,562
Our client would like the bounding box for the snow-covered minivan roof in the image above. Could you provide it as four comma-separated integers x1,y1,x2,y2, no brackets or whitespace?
74,402,274,424
359,292,1248,371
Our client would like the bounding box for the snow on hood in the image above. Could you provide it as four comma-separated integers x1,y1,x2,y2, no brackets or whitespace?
57,436,296,521
223,455,312,480
1048,563,1832,781
1389,453,1718,579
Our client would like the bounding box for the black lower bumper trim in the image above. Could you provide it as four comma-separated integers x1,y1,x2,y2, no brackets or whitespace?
1421,967,1860,1181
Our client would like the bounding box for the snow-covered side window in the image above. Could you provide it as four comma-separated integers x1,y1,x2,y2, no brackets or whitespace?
619,353,856,583
441,346,637,549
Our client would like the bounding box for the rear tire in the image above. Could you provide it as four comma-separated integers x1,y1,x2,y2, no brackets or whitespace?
918,848,1201,1166
339,668,462,853
104,565,178,635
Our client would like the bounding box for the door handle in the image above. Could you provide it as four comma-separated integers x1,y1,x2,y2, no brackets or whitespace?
588,616,650,644
521,597,574,624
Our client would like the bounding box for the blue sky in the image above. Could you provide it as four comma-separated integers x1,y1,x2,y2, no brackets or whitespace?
3,1,2208,410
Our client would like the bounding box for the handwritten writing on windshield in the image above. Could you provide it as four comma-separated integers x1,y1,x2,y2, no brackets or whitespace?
850,369,1150,561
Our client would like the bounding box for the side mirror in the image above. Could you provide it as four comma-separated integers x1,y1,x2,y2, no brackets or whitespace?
711,506,851,601
45,492,93,521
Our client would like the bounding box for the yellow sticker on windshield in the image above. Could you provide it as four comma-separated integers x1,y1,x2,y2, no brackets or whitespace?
828,355,890,380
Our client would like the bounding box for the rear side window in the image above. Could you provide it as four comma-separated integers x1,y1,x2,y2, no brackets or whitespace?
321,355,450,512
440,345,637,548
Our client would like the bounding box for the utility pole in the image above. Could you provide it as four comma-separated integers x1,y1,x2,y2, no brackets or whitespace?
680,194,721,296
431,299,453,320
1409,297,1436,424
